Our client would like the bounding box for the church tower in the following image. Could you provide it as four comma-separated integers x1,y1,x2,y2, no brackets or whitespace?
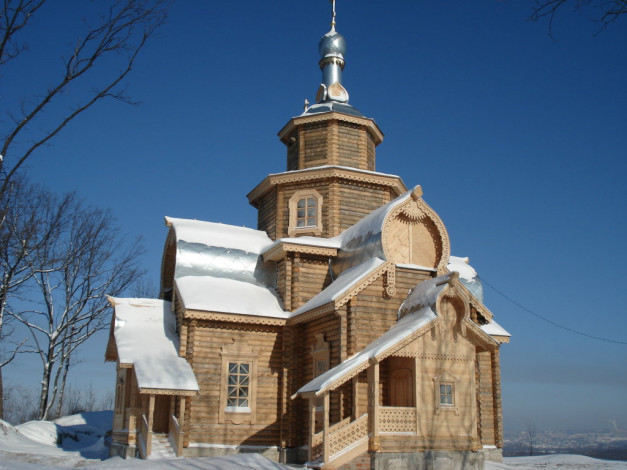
248,8,406,240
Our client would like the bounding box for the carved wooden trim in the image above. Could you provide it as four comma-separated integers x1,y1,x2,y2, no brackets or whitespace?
184,309,287,326
383,265,396,299
248,166,406,205
381,192,451,274
278,112,384,145
138,388,197,396
263,241,338,262
335,260,393,309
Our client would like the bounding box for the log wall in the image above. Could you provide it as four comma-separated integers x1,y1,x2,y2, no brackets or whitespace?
185,321,283,447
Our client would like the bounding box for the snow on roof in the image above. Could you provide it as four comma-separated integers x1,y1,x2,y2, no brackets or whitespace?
399,272,456,319
166,217,277,287
165,217,273,254
296,274,452,396
481,319,511,337
447,255,483,302
292,257,386,316
176,275,289,319
111,298,199,392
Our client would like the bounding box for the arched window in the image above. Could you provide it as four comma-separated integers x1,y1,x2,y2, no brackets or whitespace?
288,189,323,236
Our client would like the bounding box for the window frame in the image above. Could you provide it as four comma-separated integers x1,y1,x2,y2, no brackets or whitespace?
433,373,460,415
219,345,257,425
288,189,323,236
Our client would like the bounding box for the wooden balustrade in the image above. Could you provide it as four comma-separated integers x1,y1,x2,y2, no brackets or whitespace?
380,406,416,434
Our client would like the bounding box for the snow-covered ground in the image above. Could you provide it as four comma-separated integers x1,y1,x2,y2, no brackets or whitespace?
0,412,625,469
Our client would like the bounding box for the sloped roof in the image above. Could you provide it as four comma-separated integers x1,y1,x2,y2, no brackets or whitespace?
109,298,198,393
292,257,386,317
480,319,511,338
296,273,455,397
176,275,288,319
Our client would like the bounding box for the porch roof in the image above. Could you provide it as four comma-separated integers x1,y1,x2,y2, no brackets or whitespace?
109,297,199,393
295,273,456,397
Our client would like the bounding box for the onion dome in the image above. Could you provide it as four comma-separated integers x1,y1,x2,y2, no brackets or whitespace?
303,1,362,117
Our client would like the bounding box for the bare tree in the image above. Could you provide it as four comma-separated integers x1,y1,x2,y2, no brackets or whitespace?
0,0,167,193
0,176,75,418
8,193,144,420
530,0,626,37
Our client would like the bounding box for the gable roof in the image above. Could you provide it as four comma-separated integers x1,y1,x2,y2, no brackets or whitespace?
291,257,388,318
295,273,456,397
108,297,198,394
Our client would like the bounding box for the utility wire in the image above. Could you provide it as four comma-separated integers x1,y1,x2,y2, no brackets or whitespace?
482,278,627,346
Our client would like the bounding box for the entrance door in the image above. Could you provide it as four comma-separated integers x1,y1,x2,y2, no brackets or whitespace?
389,368,414,407
152,395,170,433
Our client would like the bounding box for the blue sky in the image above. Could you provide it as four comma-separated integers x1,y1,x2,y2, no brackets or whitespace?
2,1,626,432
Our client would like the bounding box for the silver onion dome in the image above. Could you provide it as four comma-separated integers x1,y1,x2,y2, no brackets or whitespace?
319,29,346,61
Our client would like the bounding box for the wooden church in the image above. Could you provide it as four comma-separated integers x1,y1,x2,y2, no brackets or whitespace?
105,5,510,469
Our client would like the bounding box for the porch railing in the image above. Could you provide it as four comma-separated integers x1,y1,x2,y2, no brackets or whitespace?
169,414,183,456
380,406,416,434
138,414,152,458
310,413,369,464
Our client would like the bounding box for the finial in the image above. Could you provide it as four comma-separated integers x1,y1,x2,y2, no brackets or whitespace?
304,99,310,111
330,0,336,31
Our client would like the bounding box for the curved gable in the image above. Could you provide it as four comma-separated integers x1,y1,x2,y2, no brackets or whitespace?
381,187,450,274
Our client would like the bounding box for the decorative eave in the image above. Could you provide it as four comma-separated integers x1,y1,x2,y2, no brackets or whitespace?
247,166,407,207
138,387,198,397
184,308,287,327
263,240,338,262
288,260,393,325
278,111,384,145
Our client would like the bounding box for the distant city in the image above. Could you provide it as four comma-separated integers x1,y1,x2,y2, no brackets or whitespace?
504,427,627,461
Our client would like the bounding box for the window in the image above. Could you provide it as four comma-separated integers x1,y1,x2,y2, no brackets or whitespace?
439,383,454,406
227,362,250,409
219,344,257,424
434,373,460,415
288,190,323,236
296,197,317,227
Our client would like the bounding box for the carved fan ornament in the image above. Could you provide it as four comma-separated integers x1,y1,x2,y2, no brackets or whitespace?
382,189,451,273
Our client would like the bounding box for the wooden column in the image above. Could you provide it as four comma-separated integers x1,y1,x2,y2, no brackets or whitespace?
414,355,421,436
177,397,186,456
146,394,155,457
352,376,359,419
322,392,330,464
368,362,380,452
492,347,503,448
308,398,316,462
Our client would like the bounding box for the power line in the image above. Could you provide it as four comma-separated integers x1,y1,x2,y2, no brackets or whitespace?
482,278,627,346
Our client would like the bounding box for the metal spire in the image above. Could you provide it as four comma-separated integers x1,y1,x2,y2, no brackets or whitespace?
330,0,336,31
